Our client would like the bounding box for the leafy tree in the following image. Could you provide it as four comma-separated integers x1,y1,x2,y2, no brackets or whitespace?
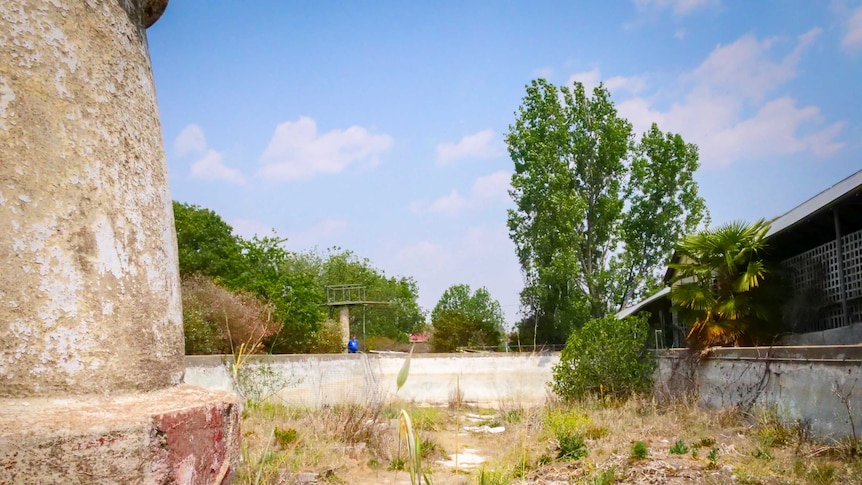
507,79,707,343
552,314,655,401
430,284,505,352
172,203,426,354
172,201,244,279
669,219,781,349
233,237,326,353
319,248,425,341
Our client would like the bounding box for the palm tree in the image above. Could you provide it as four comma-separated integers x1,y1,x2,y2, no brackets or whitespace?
668,219,778,349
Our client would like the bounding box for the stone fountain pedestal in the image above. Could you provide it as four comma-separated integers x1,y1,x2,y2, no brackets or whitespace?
0,1,241,482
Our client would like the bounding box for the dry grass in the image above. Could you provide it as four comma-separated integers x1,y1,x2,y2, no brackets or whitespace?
235,395,862,484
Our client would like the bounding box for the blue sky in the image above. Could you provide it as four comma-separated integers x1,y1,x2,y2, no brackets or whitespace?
148,0,862,326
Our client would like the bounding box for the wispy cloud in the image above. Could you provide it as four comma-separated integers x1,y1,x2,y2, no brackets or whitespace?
568,68,645,95
190,149,246,185
600,29,844,168
172,123,246,184
390,224,521,324
290,218,349,248
258,117,392,182
415,170,511,216
173,123,207,157
843,5,862,51
436,129,503,165
634,0,721,15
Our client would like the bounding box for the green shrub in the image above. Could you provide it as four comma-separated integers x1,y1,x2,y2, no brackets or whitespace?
592,466,617,485
670,440,689,455
706,447,720,469
273,427,297,448
630,441,649,460
552,314,655,401
544,408,590,437
557,432,589,460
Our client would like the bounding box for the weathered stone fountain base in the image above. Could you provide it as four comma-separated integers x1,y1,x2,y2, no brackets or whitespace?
0,385,240,484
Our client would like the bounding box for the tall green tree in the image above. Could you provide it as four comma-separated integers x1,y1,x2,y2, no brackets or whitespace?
172,201,244,279
430,284,505,352
507,79,707,343
668,219,781,349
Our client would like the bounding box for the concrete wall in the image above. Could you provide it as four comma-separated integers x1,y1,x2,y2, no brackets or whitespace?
185,352,560,408
779,322,862,346
655,346,862,440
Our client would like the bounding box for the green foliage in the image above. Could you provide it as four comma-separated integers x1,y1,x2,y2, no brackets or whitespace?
173,201,425,354
706,447,720,469
431,284,505,352
630,441,648,460
552,314,655,401
273,427,297,448
544,407,590,437
807,463,837,485
557,432,589,460
670,440,689,455
669,219,782,348
476,467,512,485
320,249,426,340
173,201,244,279
506,79,707,344
591,466,617,485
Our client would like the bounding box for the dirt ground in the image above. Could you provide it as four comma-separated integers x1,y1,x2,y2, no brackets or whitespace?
237,398,862,484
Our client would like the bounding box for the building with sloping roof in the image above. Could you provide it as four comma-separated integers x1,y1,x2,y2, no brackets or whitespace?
619,168,862,347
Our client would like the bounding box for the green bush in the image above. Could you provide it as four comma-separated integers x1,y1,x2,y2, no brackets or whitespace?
670,440,689,455
557,432,588,460
630,441,648,460
551,314,655,401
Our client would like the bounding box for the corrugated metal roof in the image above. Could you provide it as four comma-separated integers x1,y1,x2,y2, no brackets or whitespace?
766,168,862,238
615,286,670,319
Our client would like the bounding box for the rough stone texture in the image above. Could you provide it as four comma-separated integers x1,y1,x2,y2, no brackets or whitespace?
655,346,862,440
0,385,241,484
0,0,184,396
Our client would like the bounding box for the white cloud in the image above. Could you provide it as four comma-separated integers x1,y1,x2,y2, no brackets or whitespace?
532,67,554,78
428,191,468,215
258,117,393,181
609,30,844,168
843,5,862,51
471,171,512,200
290,218,349,248
190,149,246,185
634,0,720,15
390,224,522,325
568,68,645,95
418,170,511,216
173,123,207,157
173,124,246,184
436,129,503,165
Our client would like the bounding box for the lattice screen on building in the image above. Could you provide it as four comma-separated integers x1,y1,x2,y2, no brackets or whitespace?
781,228,862,332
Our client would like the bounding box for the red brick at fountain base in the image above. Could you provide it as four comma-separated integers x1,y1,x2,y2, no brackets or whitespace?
0,387,240,484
